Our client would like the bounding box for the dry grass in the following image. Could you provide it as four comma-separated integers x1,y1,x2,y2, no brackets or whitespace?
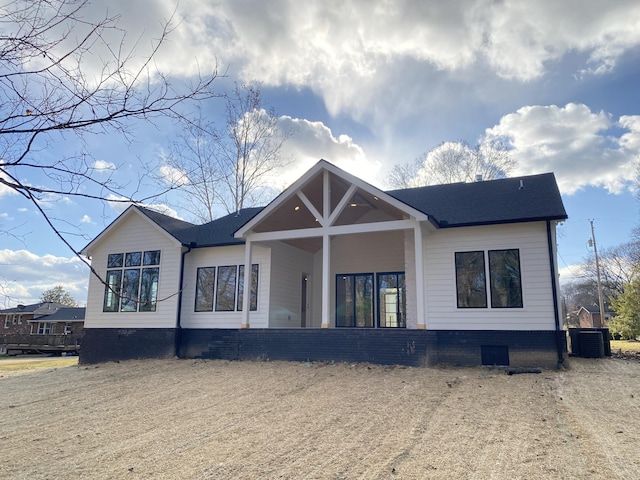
611,340,640,352
1,357,639,479
0,355,78,372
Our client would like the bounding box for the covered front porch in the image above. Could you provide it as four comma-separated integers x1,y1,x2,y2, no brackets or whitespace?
235,161,433,330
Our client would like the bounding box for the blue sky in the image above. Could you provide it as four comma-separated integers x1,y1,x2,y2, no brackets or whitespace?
1,0,639,307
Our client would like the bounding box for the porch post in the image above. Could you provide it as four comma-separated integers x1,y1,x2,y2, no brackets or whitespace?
414,223,426,329
321,233,331,328
241,238,252,328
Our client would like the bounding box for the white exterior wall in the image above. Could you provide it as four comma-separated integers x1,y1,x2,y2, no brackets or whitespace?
267,242,315,327
180,244,271,329
423,221,556,330
84,213,182,329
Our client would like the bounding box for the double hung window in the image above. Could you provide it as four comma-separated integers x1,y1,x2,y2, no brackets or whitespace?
37,322,53,335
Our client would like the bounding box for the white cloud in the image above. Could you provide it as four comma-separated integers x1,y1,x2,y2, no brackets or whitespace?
485,103,638,194
60,1,640,124
92,160,116,172
80,215,92,224
0,172,17,198
159,165,190,187
272,116,381,188
0,249,89,307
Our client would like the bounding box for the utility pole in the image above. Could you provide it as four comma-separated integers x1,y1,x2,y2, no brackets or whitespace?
589,219,606,327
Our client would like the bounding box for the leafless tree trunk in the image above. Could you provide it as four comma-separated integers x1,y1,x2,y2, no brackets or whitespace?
215,83,291,214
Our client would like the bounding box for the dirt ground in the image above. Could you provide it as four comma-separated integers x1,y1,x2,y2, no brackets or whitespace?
1,356,639,480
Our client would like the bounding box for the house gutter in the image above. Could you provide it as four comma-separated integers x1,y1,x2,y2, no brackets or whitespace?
546,220,564,365
174,242,195,358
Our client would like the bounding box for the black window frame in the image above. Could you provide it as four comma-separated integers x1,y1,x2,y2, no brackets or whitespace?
102,250,161,313
237,264,259,312
488,249,523,308
455,251,488,308
377,271,406,328
194,267,216,312
335,273,374,328
195,264,260,313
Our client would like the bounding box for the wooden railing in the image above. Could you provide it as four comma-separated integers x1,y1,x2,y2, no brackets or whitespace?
0,334,80,351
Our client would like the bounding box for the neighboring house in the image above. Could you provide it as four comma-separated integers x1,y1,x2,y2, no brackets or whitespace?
80,160,568,368
0,302,85,355
577,305,614,328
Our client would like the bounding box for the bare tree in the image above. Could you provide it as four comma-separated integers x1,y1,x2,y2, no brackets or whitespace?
41,285,79,306
160,113,222,223
159,82,291,221
583,241,640,297
214,82,291,214
0,0,219,256
388,140,516,189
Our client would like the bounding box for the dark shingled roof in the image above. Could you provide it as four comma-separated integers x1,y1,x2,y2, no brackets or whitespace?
137,206,263,247
133,173,566,246
136,207,197,243
179,208,264,247
0,303,85,322
33,307,86,322
386,173,567,227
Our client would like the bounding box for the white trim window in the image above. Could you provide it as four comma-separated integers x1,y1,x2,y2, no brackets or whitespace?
3,315,10,328
37,322,54,335
103,250,161,312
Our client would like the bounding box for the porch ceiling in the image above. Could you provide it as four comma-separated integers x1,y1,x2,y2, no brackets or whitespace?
252,171,409,236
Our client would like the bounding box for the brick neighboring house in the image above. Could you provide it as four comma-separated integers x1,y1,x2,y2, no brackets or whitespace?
577,305,614,328
0,302,85,355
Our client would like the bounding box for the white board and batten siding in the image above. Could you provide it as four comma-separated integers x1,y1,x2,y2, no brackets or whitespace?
423,221,557,331
180,244,271,329
84,211,182,329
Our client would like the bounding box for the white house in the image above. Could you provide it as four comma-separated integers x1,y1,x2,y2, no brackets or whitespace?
80,160,568,367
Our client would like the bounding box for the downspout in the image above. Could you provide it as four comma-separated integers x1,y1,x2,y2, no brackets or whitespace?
175,242,195,358
546,220,564,365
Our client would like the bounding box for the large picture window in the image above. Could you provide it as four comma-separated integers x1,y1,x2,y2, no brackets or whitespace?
102,250,160,312
455,251,487,308
194,264,259,312
455,249,523,309
489,249,523,308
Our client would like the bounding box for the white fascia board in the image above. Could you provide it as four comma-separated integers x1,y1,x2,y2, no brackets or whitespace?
81,206,182,257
